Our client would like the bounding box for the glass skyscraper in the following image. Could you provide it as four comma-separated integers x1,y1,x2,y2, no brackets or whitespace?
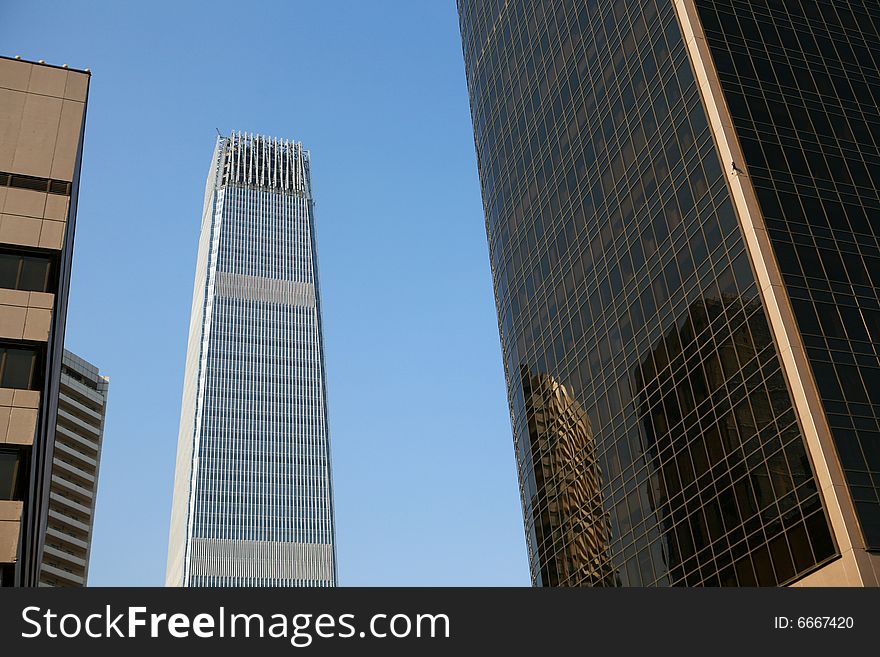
166,132,336,587
458,0,880,585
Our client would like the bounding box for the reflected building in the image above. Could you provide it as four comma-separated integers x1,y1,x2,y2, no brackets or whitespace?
522,369,616,586
636,296,834,585
166,132,336,587
458,0,880,585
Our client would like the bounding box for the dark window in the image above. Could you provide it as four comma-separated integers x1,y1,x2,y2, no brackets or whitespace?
0,345,41,390
0,249,55,293
0,564,15,586
0,448,27,500
0,171,71,196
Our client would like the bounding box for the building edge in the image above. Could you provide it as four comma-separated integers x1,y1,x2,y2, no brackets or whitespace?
673,0,880,586
165,137,224,587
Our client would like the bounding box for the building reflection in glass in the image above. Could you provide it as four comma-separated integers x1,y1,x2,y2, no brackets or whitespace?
635,295,834,585
520,368,617,586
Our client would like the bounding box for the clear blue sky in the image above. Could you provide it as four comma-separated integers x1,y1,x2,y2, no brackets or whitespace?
1,1,529,586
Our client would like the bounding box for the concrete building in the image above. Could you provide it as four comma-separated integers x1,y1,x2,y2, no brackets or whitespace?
0,55,89,587
167,132,337,587
458,0,880,585
38,350,108,587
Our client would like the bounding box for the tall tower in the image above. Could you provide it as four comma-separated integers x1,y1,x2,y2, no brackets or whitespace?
457,0,880,586
167,132,336,587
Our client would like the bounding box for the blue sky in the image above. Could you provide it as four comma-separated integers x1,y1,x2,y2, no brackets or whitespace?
1,1,529,586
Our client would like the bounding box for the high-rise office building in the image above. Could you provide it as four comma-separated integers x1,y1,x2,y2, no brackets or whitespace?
0,56,89,587
39,350,108,586
167,132,337,587
458,0,880,585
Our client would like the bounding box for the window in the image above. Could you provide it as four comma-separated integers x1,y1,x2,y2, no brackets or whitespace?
0,448,26,500
0,345,41,390
0,249,54,293
0,171,71,196
0,564,15,586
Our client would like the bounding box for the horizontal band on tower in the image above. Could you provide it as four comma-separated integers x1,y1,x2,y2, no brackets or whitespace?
188,537,334,581
214,271,316,307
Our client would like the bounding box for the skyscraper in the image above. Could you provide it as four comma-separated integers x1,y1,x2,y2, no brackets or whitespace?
167,132,337,587
0,56,89,587
458,0,880,586
39,350,109,587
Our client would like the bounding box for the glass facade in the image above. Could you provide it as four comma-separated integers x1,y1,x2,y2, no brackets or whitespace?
694,0,880,549
166,133,336,587
458,0,839,585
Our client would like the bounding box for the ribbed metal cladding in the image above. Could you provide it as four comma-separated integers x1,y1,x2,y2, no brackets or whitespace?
166,132,337,587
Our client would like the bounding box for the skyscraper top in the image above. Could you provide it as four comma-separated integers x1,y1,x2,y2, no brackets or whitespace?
218,131,310,196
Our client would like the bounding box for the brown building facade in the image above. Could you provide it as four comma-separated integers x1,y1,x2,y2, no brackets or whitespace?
0,56,89,586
